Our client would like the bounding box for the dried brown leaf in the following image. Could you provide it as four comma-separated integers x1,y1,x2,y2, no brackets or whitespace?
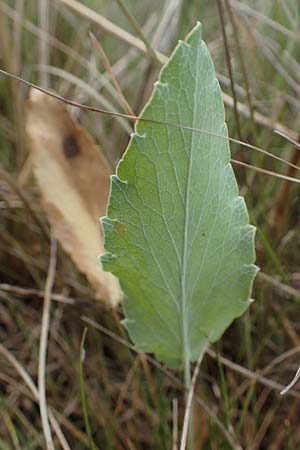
25,89,121,306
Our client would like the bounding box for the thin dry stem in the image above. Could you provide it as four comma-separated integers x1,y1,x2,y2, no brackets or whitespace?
38,236,57,450
89,32,135,117
0,343,71,450
1,69,299,182
217,0,242,141
38,0,50,87
173,398,179,450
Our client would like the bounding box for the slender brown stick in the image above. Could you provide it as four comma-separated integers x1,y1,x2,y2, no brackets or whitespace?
0,283,75,304
89,32,135,118
180,342,209,450
0,69,299,179
114,0,161,66
225,0,257,141
217,0,242,141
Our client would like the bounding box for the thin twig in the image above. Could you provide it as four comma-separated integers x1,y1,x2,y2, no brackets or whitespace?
38,0,50,87
89,32,135,118
281,366,300,395
0,283,75,304
274,129,300,149
0,343,71,450
206,348,300,399
54,0,299,139
180,343,208,450
38,236,57,450
1,69,299,180
257,272,300,302
231,159,300,184
114,0,161,66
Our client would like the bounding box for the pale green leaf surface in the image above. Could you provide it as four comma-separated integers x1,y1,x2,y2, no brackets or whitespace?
100,23,258,368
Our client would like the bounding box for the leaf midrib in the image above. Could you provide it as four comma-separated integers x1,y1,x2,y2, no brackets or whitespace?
180,40,202,365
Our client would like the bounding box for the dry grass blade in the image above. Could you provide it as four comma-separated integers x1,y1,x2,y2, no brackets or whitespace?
89,32,134,117
114,0,161,66
38,236,57,450
0,344,71,450
25,88,121,306
172,398,179,450
217,0,242,141
280,366,300,395
274,129,300,149
56,0,167,63
0,283,75,304
206,349,300,399
258,272,300,302
55,0,298,140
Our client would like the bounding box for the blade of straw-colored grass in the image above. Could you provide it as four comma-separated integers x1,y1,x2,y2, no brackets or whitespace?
38,0,50,87
152,0,182,52
0,344,71,450
0,2,94,77
89,32,134,118
262,345,300,376
224,0,257,141
0,283,75,304
172,398,179,450
206,348,300,399
79,328,98,450
50,0,300,141
35,65,132,134
1,69,299,180
279,0,298,30
268,140,300,240
221,90,297,139
274,129,300,149
56,0,166,61
114,357,140,415
2,410,22,450
81,316,243,450
152,0,183,49
38,236,57,450
231,160,300,184
230,0,300,43
252,29,300,96
12,0,24,78
217,0,242,141
280,366,300,395
3,2,296,141
114,0,161,66
0,7,25,165
257,272,300,302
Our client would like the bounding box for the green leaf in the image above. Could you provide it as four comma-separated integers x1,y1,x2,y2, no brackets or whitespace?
100,22,258,368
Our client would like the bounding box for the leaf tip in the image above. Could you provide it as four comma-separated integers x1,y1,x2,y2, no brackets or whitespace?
185,21,203,45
